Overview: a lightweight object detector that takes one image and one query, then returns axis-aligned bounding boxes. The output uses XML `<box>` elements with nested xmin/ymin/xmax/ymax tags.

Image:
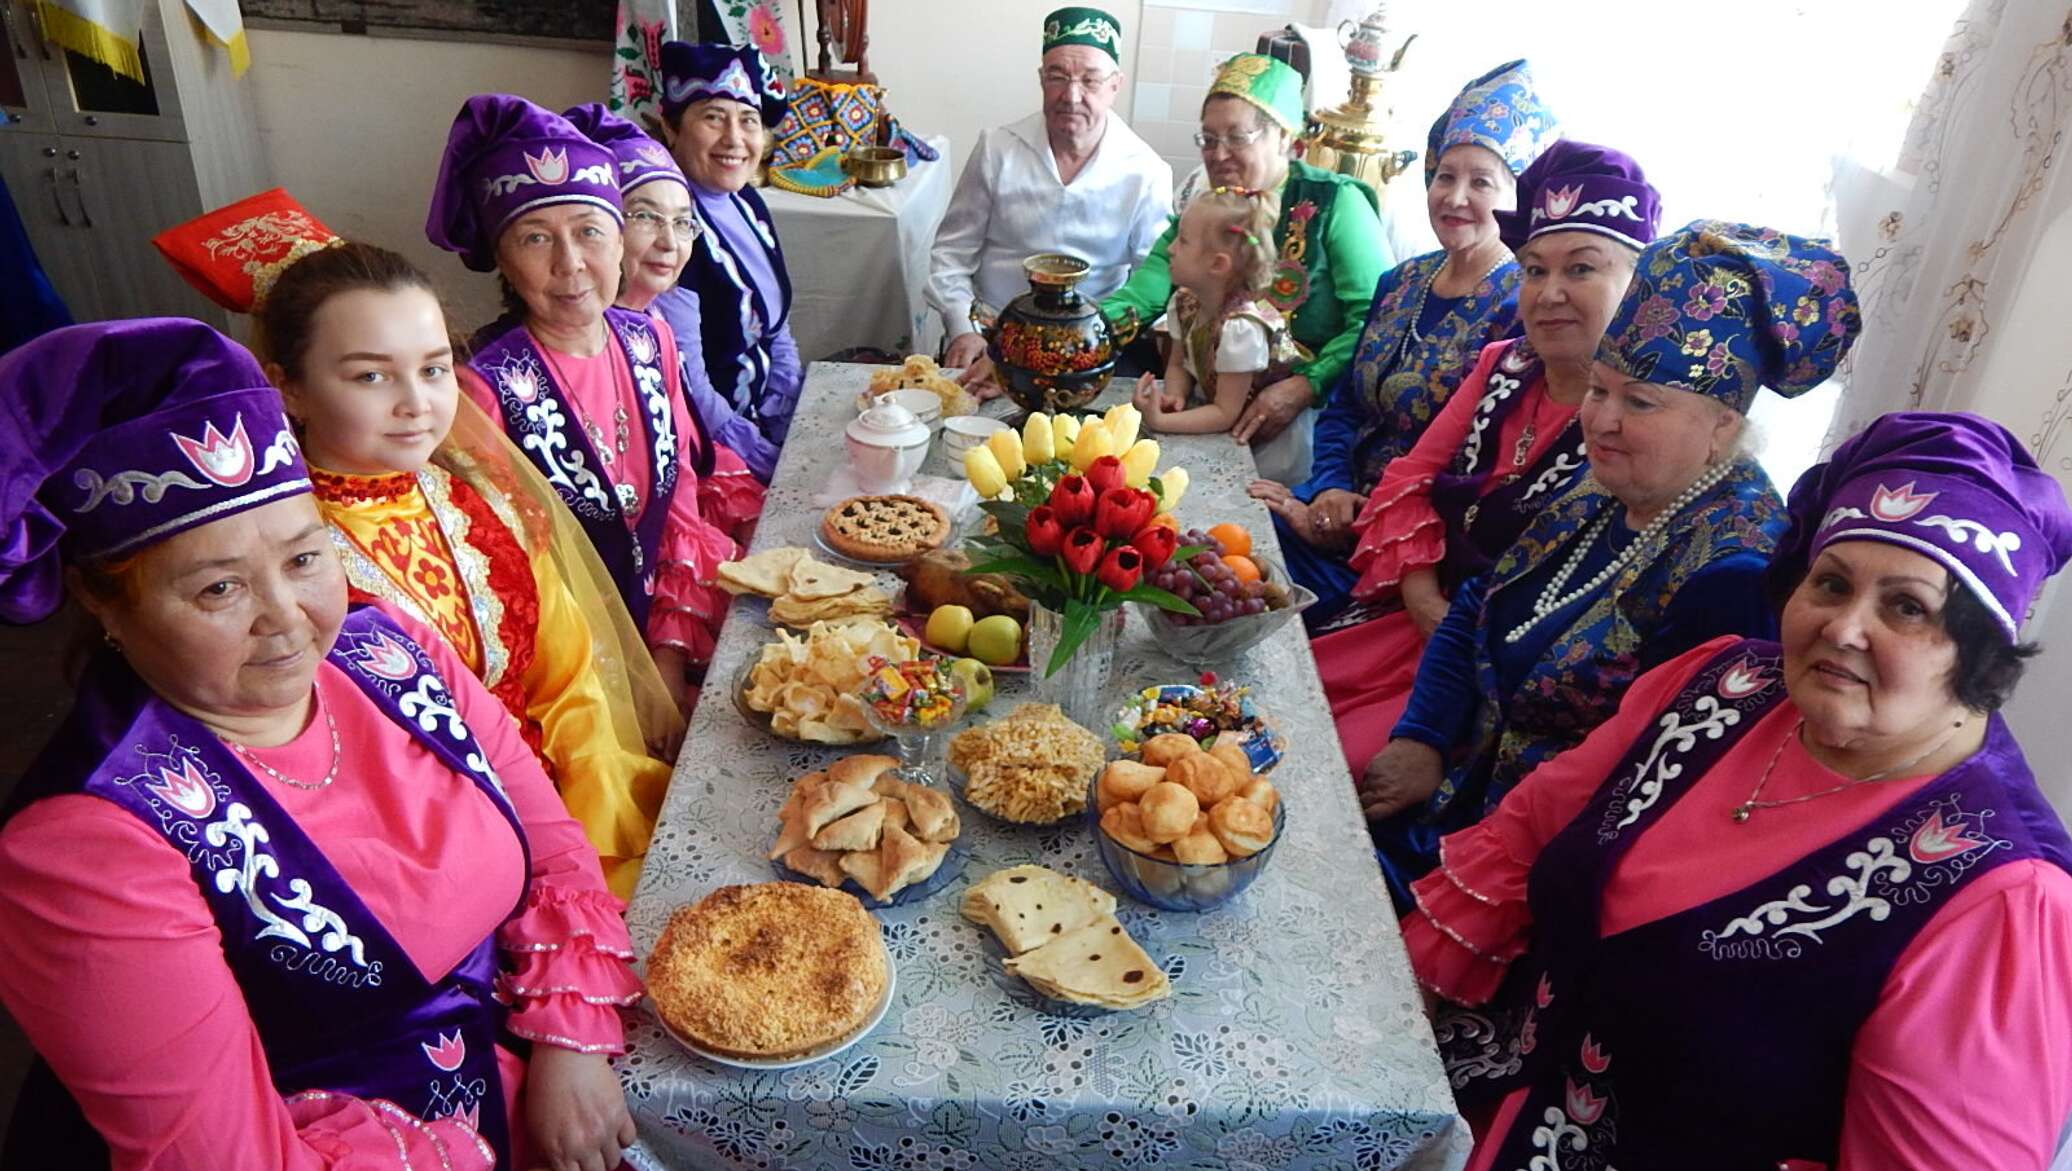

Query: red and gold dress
<box><xmin>311</xmin><ymin>459</ymin><xmax>670</xmax><ymax>898</ymax></box>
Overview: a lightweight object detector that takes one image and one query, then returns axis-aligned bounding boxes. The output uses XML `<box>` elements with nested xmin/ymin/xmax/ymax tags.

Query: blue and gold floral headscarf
<box><xmin>1598</xmin><ymin>220</ymin><xmax>1861</xmax><ymax>411</ymax></box>
<box><xmin>1424</xmin><ymin>59</ymin><xmax>1557</xmax><ymax>183</ymax></box>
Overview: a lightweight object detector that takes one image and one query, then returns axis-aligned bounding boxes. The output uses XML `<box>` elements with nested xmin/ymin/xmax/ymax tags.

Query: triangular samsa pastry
<box><xmin>768</xmin><ymin>805</ymin><xmax>813</xmax><ymax>860</ymax></box>
<box><xmin>800</xmin><ymin>779</ymin><xmax>878</xmax><ymax>837</ymax></box>
<box><xmin>897</xmin><ymin>782</ymin><xmax>959</xmax><ymax>843</ymax></box>
<box><xmin>1004</xmin><ymin>914</ymin><xmax>1169</xmax><ymax>1007</ymax></box>
<box><xmin>782</xmin><ymin>844</ymin><xmax>848</xmax><ymax>887</ymax></box>
<box><xmin>860</xmin><ymin>823</ymin><xmax>948</xmax><ymax>902</ymax></box>
<box><xmin>812</xmin><ymin>800</ymin><xmax>887</xmax><ymax>852</ymax></box>
<box><xmin>831</xmin><ymin>753</ymin><xmax>901</xmax><ymax>791</ymax></box>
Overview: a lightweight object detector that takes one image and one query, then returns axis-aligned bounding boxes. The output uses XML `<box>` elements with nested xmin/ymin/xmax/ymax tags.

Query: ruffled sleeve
<box><xmin>654</xmin><ymin>317</ymin><xmax>763</xmax><ymax>545</ymax></box>
<box><xmin>1400</xmin><ymin>637</ymin><xmax>1743</xmax><ymax>1004</ymax></box>
<box><xmin>415</xmin><ymin>619</ymin><xmax>645</xmax><ymax>1055</ymax></box>
<box><xmin>0</xmin><ymin>798</ymin><xmax>495</xmax><ymax>1171</ymax></box>
<box><xmin>1345</xmin><ymin>341</ymin><xmax>1506</xmax><ymax>600</ymax></box>
<box><xmin>647</xmin><ymin>319</ymin><xmax>745</xmax><ymax>665</ymax></box>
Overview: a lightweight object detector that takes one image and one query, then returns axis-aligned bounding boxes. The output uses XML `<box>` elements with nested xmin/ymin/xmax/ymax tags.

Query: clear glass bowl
<box><xmin>1086</xmin><ymin>777</ymin><xmax>1287</xmax><ymax>912</ymax></box>
<box><xmin>1133</xmin><ymin>555</ymin><xmax>1318</xmax><ymax>667</ymax></box>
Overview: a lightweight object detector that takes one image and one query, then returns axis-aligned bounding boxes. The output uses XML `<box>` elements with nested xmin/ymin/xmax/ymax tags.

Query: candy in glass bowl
<box><xmin>857</xmin><ymin>657</ymin><xmax>968</xmax><ymax>786</ymax></box>
<box><xmin>1111</xmin><ymin>677</ymin><xmax>1283</xmax><ymax>774</ymax></box>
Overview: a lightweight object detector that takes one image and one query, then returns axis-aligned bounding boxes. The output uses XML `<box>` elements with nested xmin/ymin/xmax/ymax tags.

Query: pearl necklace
<box><xmin>1731</xmin><ymin>719</ymin><xmax>1962</xmax><ymax>823</ymax></box>
<box><xmin>227</xmin><ymin>697</ymin><xmax>341</xmax><ymax>792</ymax></box>
<box><xmin>1503</xmin><ymin>460</ymin><xmax>1735</xmax><ymax>645</ymax></box>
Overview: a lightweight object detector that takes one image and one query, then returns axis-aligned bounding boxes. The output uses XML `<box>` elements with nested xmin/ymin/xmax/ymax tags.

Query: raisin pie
<box><xmin>820</xmin><ymin>494</ymin><xmax>952</xmax><ymax>564</ymax></box>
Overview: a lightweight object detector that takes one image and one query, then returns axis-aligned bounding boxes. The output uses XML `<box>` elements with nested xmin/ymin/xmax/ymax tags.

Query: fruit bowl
<box><xmin>1086</xmin><ymin>775</ymin><xmax>1286</xmax><ymax>912</ymax></box>
<box><xmin>1134</xmin><ymin>554</ymin><xmax>1316</xmax><ymax>667</ymax></box>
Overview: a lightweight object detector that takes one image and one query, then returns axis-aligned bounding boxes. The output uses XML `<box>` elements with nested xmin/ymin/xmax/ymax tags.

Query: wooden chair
<box><xmin>801</xmin><ymin>0</ymin><xmax>875</xmax><ymax>85</ymax></box>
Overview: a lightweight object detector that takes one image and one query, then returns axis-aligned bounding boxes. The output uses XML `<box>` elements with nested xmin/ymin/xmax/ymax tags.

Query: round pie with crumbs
<box><xmin>647</xmin><ymin>883</ymin><xmax>889</xmax><ymax>1060</ymax></box>
<box><xmin>821</xmin><ymin>494</ymin><xmax>952</xmax><ymax>564</ymax></box>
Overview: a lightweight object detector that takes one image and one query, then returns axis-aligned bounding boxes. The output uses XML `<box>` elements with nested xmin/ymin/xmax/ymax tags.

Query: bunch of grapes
<box><xmin>1149</xmin><ymin>529</ymin><xmax>1270</xmax><ymax>626</ymax></box>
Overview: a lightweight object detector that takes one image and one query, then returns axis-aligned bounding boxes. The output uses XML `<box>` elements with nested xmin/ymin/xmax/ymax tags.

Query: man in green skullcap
<box><xmin>929</xmin><ymin>7</ymin><xmax>1172</xmax><ymax>384</ymax></box>
<box><xmin>1102</xmin><ymin>52</ymin><xmax>1393</xmax><ymax>485</ymax></box>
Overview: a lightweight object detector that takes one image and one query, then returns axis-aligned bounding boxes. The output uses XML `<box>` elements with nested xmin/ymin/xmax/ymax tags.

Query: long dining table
<box><xmin>617</xmin><ymin>362</ymin><xmax>1469</xmax><ymax>1171</ymax></box>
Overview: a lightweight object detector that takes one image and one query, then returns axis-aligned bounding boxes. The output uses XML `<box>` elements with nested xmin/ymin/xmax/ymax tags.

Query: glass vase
<box><xmin>1027</xmin><ymin>602</ymin><xmax>1127</xmax><ymax>731</ymax></box>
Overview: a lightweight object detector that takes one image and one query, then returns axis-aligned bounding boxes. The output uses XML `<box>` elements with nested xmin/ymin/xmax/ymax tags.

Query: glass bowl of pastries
<box><xmin>1087</xmin><ymin>733</ymin><xmax>1285</xmax><ymax>912</ymax></box>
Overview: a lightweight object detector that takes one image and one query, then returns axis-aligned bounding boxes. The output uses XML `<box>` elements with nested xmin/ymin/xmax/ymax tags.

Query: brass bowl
<box><xmin>842</xmin><ymin>146</ymin><xmax>908</xmax><ymax>188</ymax></box>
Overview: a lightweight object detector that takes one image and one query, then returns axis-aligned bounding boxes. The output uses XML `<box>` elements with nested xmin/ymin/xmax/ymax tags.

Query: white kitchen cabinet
<box><xmin>0</xmin><ymin>0</ymin><xmax>267</xmax><ymax>327</ymax></box>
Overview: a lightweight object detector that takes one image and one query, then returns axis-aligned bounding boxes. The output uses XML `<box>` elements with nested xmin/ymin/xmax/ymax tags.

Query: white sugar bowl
<box><xmin>845</xmin><ymin>395</ymin><xmax>932</xmax><ymax>494</ymax></box>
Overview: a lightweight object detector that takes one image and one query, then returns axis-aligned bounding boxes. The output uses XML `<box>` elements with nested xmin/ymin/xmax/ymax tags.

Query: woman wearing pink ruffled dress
<box><xmin>0</xmin><ymin>320</ymin><xmax>640</xmax><ymax>1171</ymax></box>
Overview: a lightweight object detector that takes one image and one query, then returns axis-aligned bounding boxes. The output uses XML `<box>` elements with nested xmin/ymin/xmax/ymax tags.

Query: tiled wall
<box><xmin>1129</xmin><ymin>0</ymin><xmax>1328</xmax><ymax>180</ymax></box>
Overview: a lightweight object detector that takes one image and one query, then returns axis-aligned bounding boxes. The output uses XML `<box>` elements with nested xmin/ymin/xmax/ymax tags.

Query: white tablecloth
<box><xmin>762</xmin><ymin>136</ymin><xmax>953</xmax><ymax>363</ymax></box>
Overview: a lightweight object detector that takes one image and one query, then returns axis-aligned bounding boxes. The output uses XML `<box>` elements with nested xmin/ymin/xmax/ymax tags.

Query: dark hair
<box><xmin>1770</xmin><ymin>560</ymin><xmax>2039</xmax><ymax>712</ymax></box>
<box><xmin>256</xmin><ymin>242</ymin><xmax>441</xmax><ymax>382</ymax></box>
<box><xmin>1940</xmin><ymin>582</ymin><xmax>2039</xmax><ymax>712</ymax></box>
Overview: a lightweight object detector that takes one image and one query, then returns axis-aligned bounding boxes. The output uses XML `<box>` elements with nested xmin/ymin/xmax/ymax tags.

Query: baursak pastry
<box><xmin>1238</xmin><ymin>776</ymin><xmax>1279</xmax><ymax>814</ymax></box>
<box><xmin>1100</xmin><ymin>803</ymin><xmax>1161</xmax><ymax>855</ymax></box>
<box><xmin>1140</xmin><ymin>733</ymin><xmax>1202</xmax><ymax>767</ymax></box>
<box><xmin>1207</xmin><ymin>794</ymin><xmax>1274</xmax><ymax>857</ymax></box>
<box><xmin>1138</xmin><ymin>781</ymin><xmax>1200</xmax><ymax>844</ymax></box>
<box><xmin>1207</xmin><ymin>740</ymin><xmax>1253</xmax><ymax>780</ymax></box>
<box><xmin>1167</xmin><ymin>752</ymin><xmax>1241</xmax><ymax>806</ymax></box>
<box><xmin>1101</xmin><ymin>759</ymin><xmax>1165</xmax><ymax>801</ymax></box>
<box><xmin>1171</xmin><ymin>829</ymin><xmax>1229</xmax><ymax>865</ymax></box>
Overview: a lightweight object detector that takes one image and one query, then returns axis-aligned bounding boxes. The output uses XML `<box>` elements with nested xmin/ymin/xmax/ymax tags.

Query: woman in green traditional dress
<box><xmin>1100</xmin><ymin>53</ymin><xmax>1391</xmax><ymax>485</ymax></box>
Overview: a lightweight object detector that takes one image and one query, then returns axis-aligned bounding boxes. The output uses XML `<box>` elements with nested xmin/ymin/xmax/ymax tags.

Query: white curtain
<box><xmin>1822</xmin><ymin>0</ymin><xmax>2072</xmax><ymax>823</ymax></box>
<box><xmin>1827</xmin><ymin>0</ymin><xmax>2072</xmax><ymax>463</ymax></box>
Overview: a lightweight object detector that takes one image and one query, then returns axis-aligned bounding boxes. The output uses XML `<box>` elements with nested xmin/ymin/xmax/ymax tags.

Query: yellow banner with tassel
<box><xmin>32</xmin><ymin>0</ymin><xmax>147</xmax><ymax>83</ymax></box>
<box><xmin>182</xmin><ymin>0</ymin><xmax>247</xmax><ymax>76</ymax></box>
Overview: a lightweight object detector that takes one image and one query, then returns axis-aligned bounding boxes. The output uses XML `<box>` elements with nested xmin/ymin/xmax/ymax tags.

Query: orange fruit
<box><xmin>1223</xmin><ymin>554</ymin><xmax>1262</xmax><ymax>585</ymax></box>
<box><xmin>1207</xmin><ymin>522</ymin><xmax>1252</xmax><ymax>558</ymax></box>
<box><xmin>1147</xmin><ymin>512</ymin><xmax>1181</xmax><ymax>533</ymax></box>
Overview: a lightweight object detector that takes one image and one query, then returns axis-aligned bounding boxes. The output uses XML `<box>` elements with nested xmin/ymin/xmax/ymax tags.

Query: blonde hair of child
<box><xmin>1192</xmin><ymin>187</ymin><xmax>1281</xmax><ymax>297</ymax></box>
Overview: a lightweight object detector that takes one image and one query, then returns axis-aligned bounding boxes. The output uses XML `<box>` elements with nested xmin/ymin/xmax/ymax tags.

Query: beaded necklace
<box><xmin>1502</xmin><ymin>459</ymin><xmax>1734</xmax><ymax>645</ymax></box>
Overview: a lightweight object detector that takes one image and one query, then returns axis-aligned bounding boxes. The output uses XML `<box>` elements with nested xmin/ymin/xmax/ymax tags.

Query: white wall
<box><xmin>245</xmin><ymin>27</ymin><xmax>612</xmax><ymax>332</ymax></box>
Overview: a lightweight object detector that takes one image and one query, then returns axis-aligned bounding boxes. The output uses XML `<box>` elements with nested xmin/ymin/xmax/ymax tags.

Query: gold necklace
<box><xmin>226</xmin><ymin>693</ymin><xmax>341</xmax><ymax>792</ymax></box>
<box><xmin>1731</xmin><ymin>719</ymin><xmax>1960</xmax><ymax>824</ymax></box>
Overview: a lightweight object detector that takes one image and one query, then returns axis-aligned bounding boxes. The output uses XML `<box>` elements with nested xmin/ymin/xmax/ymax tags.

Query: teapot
<box><xmin>971</xmin><ymin>253</ymin><xmax>1140</xmax><ymax>416</ymax></box>
<box><xmin>845</xmin><ymin>394</ymin><xmax>932</xmax><ymax>494</ymax></box>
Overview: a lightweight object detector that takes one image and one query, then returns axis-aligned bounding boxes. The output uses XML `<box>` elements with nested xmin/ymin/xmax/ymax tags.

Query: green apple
<box><xmin>949</xmin><ymin>657</ymin><xmax>995</xmax><ymax>711</ymax></box>
<box><xmin>925</xmin><ymin>604</ymin><xmax>975</xmax><ymax>653</ymax></box>
<box><xmin>967</xmin><ymin>614</ymin><xmax>1023</xmax><ymax>666</ymax></box>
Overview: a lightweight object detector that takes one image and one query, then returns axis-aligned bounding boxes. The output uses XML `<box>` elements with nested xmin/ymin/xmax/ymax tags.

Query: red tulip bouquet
<box><xmin>967</xmin><ymin>454</ymin><xmax>1203</xmax><ymax>676</ymax></box>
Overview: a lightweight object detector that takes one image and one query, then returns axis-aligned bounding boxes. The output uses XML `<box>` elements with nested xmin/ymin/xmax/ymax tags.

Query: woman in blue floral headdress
<box><xmin>1357</xmin><ymin>221</ymin><xmax>1863</xmax><ymax>911</ymax></box>
<box><xmin>1249</xmin><ymin>61</ymin><xmax>1557</xmax><ymax>614</ymax></box>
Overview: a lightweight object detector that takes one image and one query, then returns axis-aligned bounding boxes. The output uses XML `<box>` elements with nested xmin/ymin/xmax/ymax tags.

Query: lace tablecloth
<box><xmin>619</xmin><ymin>364</ymin><xmax>1468</xmax><ymax>1171</ymax></box>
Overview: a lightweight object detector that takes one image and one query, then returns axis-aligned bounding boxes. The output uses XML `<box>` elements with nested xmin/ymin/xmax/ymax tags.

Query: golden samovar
<box><xmin>1303</xmin><ymin>3</ymin><xmax>1417</xmax><ymax>201</ymax></box>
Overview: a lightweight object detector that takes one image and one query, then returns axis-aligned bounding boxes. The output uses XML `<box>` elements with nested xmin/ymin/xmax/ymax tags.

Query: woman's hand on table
<box><xmin>1307</xmin><ymin>489</ymin><xmax>1363</xmax><ymax>550</ymax></box>
<box><xmin>1230</xmin><ymin>375</ymin><xmax>1313</xmax><ymax>447</ymax></box>
<box><xmin>525</xmin><ymin>1045</ymin><xmax>636</xmax><ymax>1171</ymax></box>
<box><xmin>1400</xmin><ymin>568</ymin><xmax>1450</xmax><ymax>638</ymax></box>
<box><xmin>1357</xmin><ymin>739</ymin><xmax>1445</xmax><ymax>823</ymax></box>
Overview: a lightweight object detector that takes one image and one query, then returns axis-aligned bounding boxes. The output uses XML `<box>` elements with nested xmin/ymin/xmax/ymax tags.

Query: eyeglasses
<box><xmin>1038</xmin><ymin>68</ymin><xmax>1119</xmax><ymax>91</ymax></box>
<box><xmin>625</xmin><ymin>209</ymin><xmax>700</xmax><ymax>241</ymax></box>
<box><xmin>1193</xmin><ymin>127</ymin><xmax>1268</xmax><ymax>151</ymax></box>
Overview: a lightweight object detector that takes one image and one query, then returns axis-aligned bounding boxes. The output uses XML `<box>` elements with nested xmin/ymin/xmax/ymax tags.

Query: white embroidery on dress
<box><xmin>1462</xmin><ymin>372</ymin><xmax>1521</xmax><ymax>471</ymax></box>
<box><xmin>1601</xmin><ymin>696</ymin><xmax>1744</xmax><ymax>840</ymax></box>
<box><xmin>204</xmin><ymin>802</ymin><xmax>371</xmax><ymax>969</ymax></box>
<box><xmin>1708</xmin><ymin>837</ymin><xmax>1907</xmax><ymax>950</ymax></box>
<box><xmin>1519</xmin><ymin>442</ymin><xmax>1587</xmax><ymax>506</ymax></box>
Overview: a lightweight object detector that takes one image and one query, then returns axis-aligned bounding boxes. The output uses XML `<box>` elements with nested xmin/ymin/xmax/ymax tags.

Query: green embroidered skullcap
<box><xmin>1208</xmin><ymin>53</ymin><xmax>1304</xmax><ymax>135</ymax></box>
<box><xmin>1042</xmin><ymin>7</ymin><xmax>1123</xmax><ymax>63</ymax></box>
